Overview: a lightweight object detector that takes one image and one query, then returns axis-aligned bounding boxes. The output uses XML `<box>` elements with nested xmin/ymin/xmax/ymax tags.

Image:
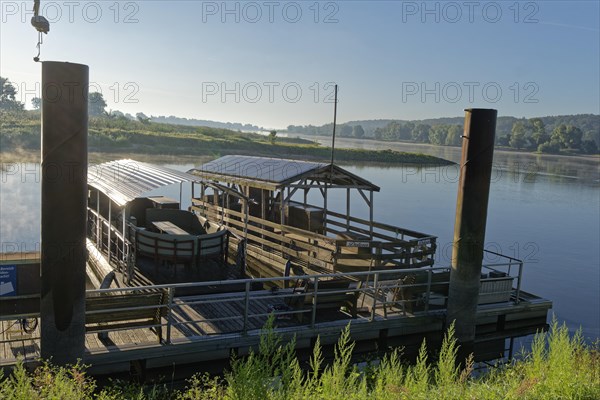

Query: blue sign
<box><xmin>0</xmin><ymin>265</ymin><xmax>17</xmax><ymax>297</ymax></box>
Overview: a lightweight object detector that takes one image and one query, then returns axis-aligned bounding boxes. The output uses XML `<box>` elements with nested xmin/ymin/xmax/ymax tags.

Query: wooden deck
<box><xmin>0</xmin><ymin>250</ymin><xmax>552</xmax><ymax>376</ymax></box>
<box><xmin>1</xmin><ymin>288</ymin><xmax>552</xmax><ymax>375</ymax></box>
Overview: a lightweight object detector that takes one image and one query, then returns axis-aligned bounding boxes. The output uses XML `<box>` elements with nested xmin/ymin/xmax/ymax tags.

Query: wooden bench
<box><xmin>289</xmin><ymin>279</ymin><xmax>360</xmax><ymax>322</ymax></box>
<box><xmin>85</xmin><ymin>290</ymin><xmax>168</xmax><ymax>343</ymax></box>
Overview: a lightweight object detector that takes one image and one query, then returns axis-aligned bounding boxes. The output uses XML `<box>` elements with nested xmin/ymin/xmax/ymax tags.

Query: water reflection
<box><xmin>308</xmin><ymin>136</ymin><xmax>600</xmax><ymax>184</ymax></box>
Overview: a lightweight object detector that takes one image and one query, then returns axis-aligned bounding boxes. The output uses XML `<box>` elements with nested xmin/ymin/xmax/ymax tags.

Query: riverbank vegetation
<box><xmin>0</xmin><ymin>110</ymin><xmax>450</xmax><ymax>166</ymax></box>
<box><xmin>1</xmin><ymin>319</ymin><xmax>598</xmax><ymax>399</ymax></box>
<box><xmin>289</xmin><ymin>114</ymin><xmax>600</xmax><ymax>156</ymax></box>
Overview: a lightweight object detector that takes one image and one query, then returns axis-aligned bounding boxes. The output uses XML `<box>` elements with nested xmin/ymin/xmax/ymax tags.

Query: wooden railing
<box><xmin>190</xmin><ymin>199</ymin><xmax>436</xmax><ymax>278</ymax></box>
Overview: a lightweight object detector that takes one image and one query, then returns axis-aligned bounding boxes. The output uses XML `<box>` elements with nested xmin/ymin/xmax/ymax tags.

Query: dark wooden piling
<box><xmin>40</xmin><ymin>61</ymin><xmax>89</xmax><ymax>364</ymax></box>
<box><xmin>446</xmin><ymin>108</ymin><xmax>497</xmax><ymax>351</ymax></box>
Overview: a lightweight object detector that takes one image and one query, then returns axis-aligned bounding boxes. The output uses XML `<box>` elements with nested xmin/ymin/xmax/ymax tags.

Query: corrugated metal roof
<box><xmin>188</xmin><ymin>155</ymin><xmax>379</xmax><ymax>191</ymax></box>
<box><xmin>193</xmin><ymin>155</ymin><xmax>326</xmax><ymax>184</ymax></box>
<box><xmin>88</xmin><ymin>159</ymin><xmax>196</xmax><ymax>207</ymax></box>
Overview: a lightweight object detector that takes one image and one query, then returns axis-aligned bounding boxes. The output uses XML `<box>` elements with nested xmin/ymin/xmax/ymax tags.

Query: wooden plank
<box><xmin>192</xmin><ymin>203</ymin><xmax>337</xmax><ymax>249</ymax></box>
<box><xmin>152</xmin><ymin>221</ymin><xmax>190</xmax><ymax>235</ymax></box>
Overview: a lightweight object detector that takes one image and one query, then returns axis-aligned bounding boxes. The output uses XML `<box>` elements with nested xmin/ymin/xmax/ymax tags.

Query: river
<box><xmin>1</xmin><ymin>147</ymin><xmax>598</xmax><ymax>341</ymax></box>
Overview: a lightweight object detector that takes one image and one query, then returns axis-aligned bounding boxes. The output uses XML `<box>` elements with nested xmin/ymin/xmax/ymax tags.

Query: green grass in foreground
<box><xmin>1</xmin><ymin>318</ymin><xmax>598</xmax><ymax>399</ymax></box>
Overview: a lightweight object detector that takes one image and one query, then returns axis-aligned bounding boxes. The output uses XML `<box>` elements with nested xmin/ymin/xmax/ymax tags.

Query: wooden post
<box><xmin>40</xmin><ymin>61</ymin><xmax>88</xmax><ymax>365</ymax></box>
<box><xmin>446</xmin><ymin>108</ymin><xmax>497</xmax><ymax>349</ymax></box>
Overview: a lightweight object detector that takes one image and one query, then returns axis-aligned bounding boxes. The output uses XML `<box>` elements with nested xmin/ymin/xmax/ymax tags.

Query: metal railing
<box><xmin>0</xmin><ymin>252</ymin><xmax>525</xmax><ymax>356</ymax></box>
<box><xmin>87</xmin><ymin>208</ymin><xmax>135</xmax><ymax>280</ymax></box>
<box><xmin>81</xmin><ymin>266</ymin><xmax>451</xmax><ymax>346</ymax></box>
<box><xmin>481</xmin><ymin>249</ymin><xmax>524</xmax><ymax>304</ymax></box>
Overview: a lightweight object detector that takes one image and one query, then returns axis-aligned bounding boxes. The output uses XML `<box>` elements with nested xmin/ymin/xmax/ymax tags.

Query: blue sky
<box><xmin>1</xmin><ymin>1</ymin><xmax>599</xmax><ymax>128</ymax></box>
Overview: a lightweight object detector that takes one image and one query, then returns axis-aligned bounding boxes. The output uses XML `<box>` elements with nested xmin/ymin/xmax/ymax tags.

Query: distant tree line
<box><xmin>2</xmin><ymin>76</ymin><xmax>597</xmax><ymax>155</ymax></box>
<box><xmin>151</xmin><ymin>116</ymin><xmax>262</xmax><ymax>132</ymax></box>
<box><xmin>288</xmin><ymin>114</ymin><xmax>600</xmax><ymax>155</ymax></box>
<box><xmin>0</xmin><ymin>75</ymin><xmax>262</xmax><ymax>132</ymax></box>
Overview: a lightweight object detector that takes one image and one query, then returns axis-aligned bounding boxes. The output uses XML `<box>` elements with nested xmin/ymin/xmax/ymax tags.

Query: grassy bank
<box><xmin>0</xmin><ymin>111</ymin><xmax>452</xmax><ymax>165</ymax></box>
<box><xmin>1</xmin><ymin>319</ymin><xmax>598</xmax><ymax>399</ymax></box>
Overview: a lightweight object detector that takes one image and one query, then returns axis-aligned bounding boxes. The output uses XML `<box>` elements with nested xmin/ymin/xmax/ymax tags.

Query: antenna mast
<box><xmin>330</xmin><ymin>84</ymin><xmax>338</xmax><ymax>165</ymax></box>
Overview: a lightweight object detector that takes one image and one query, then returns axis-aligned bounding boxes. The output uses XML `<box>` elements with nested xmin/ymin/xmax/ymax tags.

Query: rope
<box><xmin>0</xmin><ymin>320</ymin><xmax>18</xmax><ymax>335</ymax></box>
<box><xmin>21</xmin><ymin>318</ymin><xmax>38</xmax><ymax>334</ymax></box>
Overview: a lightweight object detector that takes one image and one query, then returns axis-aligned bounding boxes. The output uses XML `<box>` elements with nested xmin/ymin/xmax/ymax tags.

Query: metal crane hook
<box><xmin>34</xmin><ymin>32</ymin><xmax>42</xmax><ymax>62</ymax></box>
<box><xmin>31</xmin><ymin>1</ymin><xmax>49</xmax><ymax>62</ymax></box>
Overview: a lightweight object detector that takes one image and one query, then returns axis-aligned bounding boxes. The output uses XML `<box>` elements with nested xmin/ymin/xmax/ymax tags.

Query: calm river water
<box><xmin>1</xmin><ymin>147</ymin><xmax>598</xmax><ymax>341</ymax></box>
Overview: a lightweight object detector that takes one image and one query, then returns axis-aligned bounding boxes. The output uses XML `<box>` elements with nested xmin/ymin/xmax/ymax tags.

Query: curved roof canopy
<box><xmin>88</xmin><ymin>159</ymin><xmax>197</xmax><ymax>207</ymax></box>
<box><xmin>187</xmin><ymin>155</ymin><xmax>380</xmax><ymax>191</ymax></box>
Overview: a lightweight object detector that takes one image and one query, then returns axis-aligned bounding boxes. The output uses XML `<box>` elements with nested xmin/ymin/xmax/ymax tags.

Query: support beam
<box><xmin>369</xmin><ymin>190</ymin><xmax>374</xmax><ymax>239</ymax></box>
<box><xmin>446</xmin><ymin>108</ymin><xmax>497</xmax><ymax>349</ymax></box>
<box><xmin>95</xmin><ymin>190</ymin><xmax>100</xmax><ymax>246</ymax></box>
<box><xmin>346</xmin><ymin>188</ymin><xmax>351</xmax><ymax>230</ymax></box>
<box><xmin>40</xmin><ymin>61</ymin><xmax>89</xmax><ymax>365</ymax></box>
<box><xmin>107</xmin><ymin>200</ymin><xmax>112</xmax><ymax>261</ymax></box>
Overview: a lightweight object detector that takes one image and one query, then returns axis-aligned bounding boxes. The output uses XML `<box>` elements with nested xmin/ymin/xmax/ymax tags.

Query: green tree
<box><xmin>399</xmin><ymin>122</ymin><xmax>414</xmax><ymax>140</ymax></box>
<box><xmin>0</xmin><ymin>77</ymin><xmax>24</xmax><ymax>111</ymax></box>
<box><xmin>509</xmin><ymin>121</ymin><xmax>527</xmax><ymax>149</ymax></box>
<box><xmin>352</xmin><ymin>125</ymin><xmax>365</xmax><ymax>139</ymax></box>
<box><xmin>88</xmin><ymin>92</ymin><xmax>107</xmax><ymax>116</ymax></box>
<box><xmin>269</xmin><ymin>130</ymin><xmax>277</xmax><ymax>144</ymax></box>
<box><xmin>429</xmin><ymin>125</ymin><xmax>449</xmax><ymax>145</ymax></box>
<box><xmin>382</xmin><ymin>121</ymin><xmax>401</xmax><ymax>140</ymax></box>
<box><xmin>445</xmin><ymin>125</ymin><xmax>462</xmax><ymax>146</ymax></box>
<box><xmin>581</xmin><ymin>140</ymin><xmax>598</xmax><ymax>154</ymax></box>
<box><xmin>136</xmin><ymin>112</ymin><xmax>150</xmax><ymax>124</ymax></box>
<box><xmin>411</xmin><ymin>124</ymin><xmax>430</xmax><ymax>142</ymax></box>
<box><xmin>340</xmin><ymin>125</ymin><xmax>353</xmax><ymax>137</ymax></box>
<box><xmin>538</xmin><ymin>141</ymin><xmax>560</xmax><ymax>154</ymax></box>
<box><xmin>373</xmin><ymin>127</ymin><xmax>383</xmax><ymax>140</ymax></box>
<box><xmin>551</xmin><ymin>124</ymin><xmax>583</xmax><ymax>149</ymax></box>
<box><xmin>31</xmin><ymin>97</ymin><xmax>41</xmax><ymax>110</ymax></box>
<box><xmin>530</xmin><ymin>117</ymin><xmax>548</xmax><ymax>147</ymax></box>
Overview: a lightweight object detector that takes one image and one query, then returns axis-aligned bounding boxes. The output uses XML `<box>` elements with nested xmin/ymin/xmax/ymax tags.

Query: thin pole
<box><xmin>325</xmin><ymin>84</ymin><xmax>338</xmax><ymax>233</ymax></box>
<box><xmin>330</xmin><ymin>84</ymin><xmax>338</xmax><ymax>165</ymax></box>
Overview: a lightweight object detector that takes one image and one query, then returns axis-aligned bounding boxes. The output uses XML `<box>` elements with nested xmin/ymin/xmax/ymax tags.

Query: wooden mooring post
<box><xmin>40</xmin><ymin>61</ymin><xmax>89</xmax><ymax>364</ymax></box>
<box><xmin>446</xmin><ymin>108</ymin><xmax>497</xmax><ymax>353</ymax></box>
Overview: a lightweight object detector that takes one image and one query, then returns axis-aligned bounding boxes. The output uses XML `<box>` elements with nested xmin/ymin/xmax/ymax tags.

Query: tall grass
<box><xmin>1</xmin><ymin>318</ymin><xmax>598</xmax><ymax>399</ymax></box>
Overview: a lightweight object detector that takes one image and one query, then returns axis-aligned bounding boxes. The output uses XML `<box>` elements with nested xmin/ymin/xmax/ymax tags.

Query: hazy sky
<box><xmin>1</xmin><ymin>1</ymin><xmax>598</xmax><ymax>128</ymax></box>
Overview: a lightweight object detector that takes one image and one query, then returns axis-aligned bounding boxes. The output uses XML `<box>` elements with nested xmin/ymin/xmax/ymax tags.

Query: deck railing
<box><xmin>190</xmin><ymin>199</ymin><xmax>436</xmax><ymax>277</ymax></box>
<box><xmin>481</xmin><ymin>249</ymin><xmax>524</xmax><ymax>304</ymax></box>
<box><xmin>0</xmin><ymin>252</ymin><xmax>525</xmax><ymax>360</ymax></box>
<box><xmin>87</xmin><ymin>208</ymin><xmax>134</xmax><ymax>281</ymax></box>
